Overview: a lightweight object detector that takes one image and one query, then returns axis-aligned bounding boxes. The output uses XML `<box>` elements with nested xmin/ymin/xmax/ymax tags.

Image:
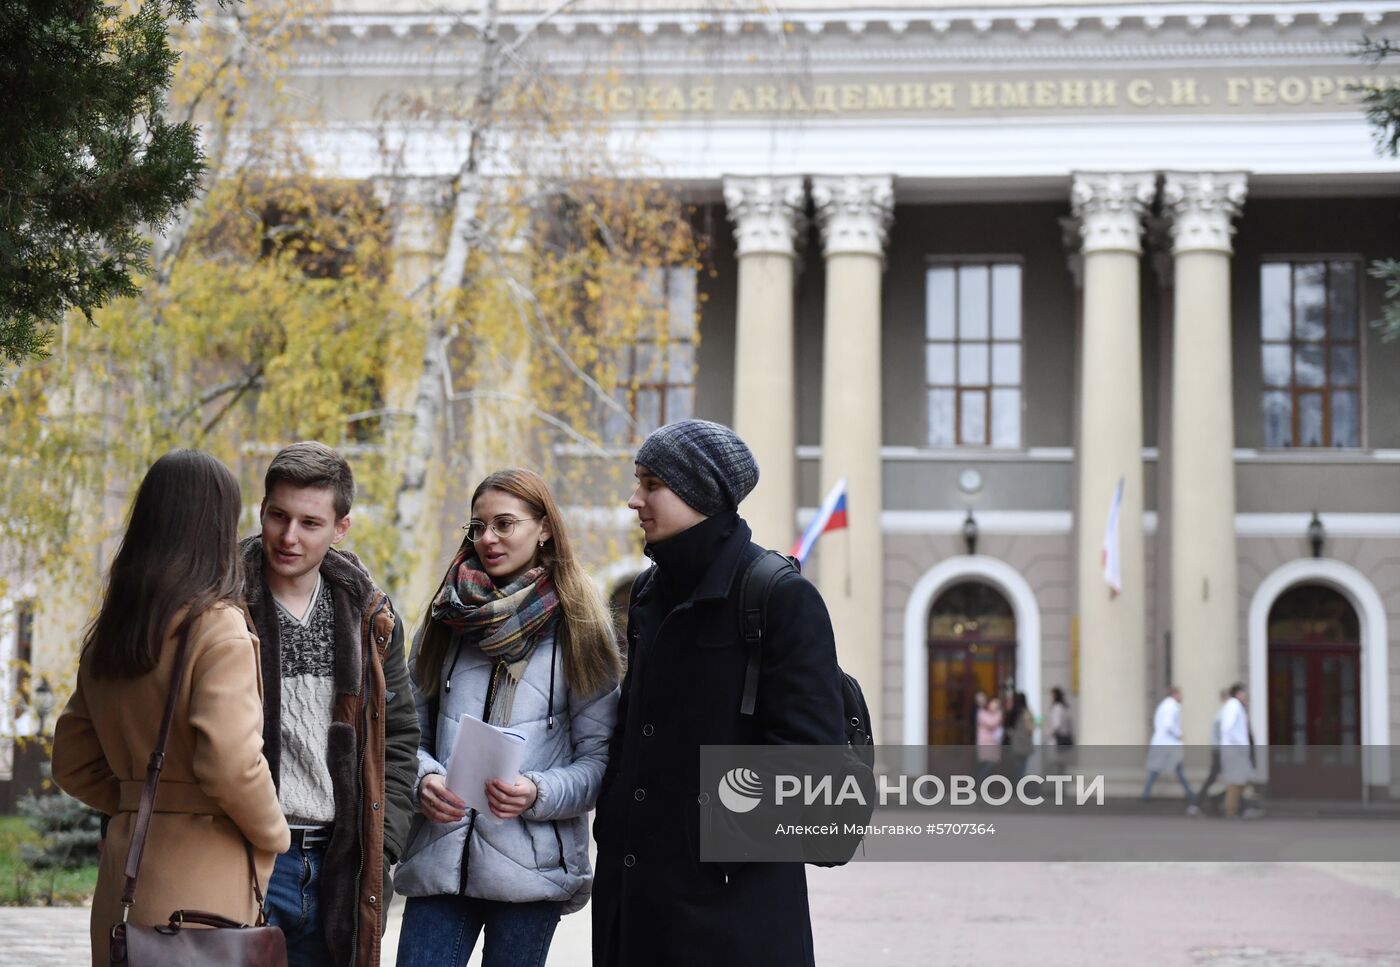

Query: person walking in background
<box><xmin>1219</xmin><ymin>684</ymin><xmax>1254</xmax><ymax>819</ymax></box>
<box><xmin>1197</xmin><ymin>688</ymin><xmax>1229</xmax><ymax>812</ymax></box>
<box><xmin>243</xmin><ymin>442</ymin><xmax>420</xmax><ymax>967</ymax></box>
<box><xmin>52</xmin><ymin>450</ymin><xmax>290</xmax><ymax>967</ymax></box>
<box><xmin>1143</xmin><ymin>686</ymin><xmax>1201</xmax><ymax>815</ymax></box>
<box><xmin>395</xmin><ymin>468</ymin><xmax>622</xmax><ymax>967</ymax></box>
<box><xmin>1008</xmin><ymin>691</ymin><xmax>1035</xmax><ymax>779</ymax></box>
<box><xmin>976</xmin><ymin>696</ymin><xmax>1004</xmax><ymax>778</ymax></box>
<box><xmin>1047</xmin><ymin>687</ymin><xmax>1073</xmax><ymax>746</ymax></box>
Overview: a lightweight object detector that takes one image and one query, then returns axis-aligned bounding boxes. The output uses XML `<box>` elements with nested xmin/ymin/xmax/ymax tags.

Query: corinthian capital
<box><xmin>1069</xmin><ymin>172</ymin><xmax>1156</xmax><ymax>255</ymax></box>
<box><xmin>723</xmin><ymin>176</ymin><xmax>807</xmax><ymax>258</ymax></box>
<box><xmin>812</xmin><ymin>175</ymin><xmax>894</xmax><ymax>258</ymax></box>
<box><xmin>1163</xmin><ymin>172</ymin><xmax>1248</xmax><ymax>255</ymax></box>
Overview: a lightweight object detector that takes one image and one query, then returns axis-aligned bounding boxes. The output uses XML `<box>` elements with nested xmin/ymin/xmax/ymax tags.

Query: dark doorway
<box><xmin>1266</xmin><ymin>583</ymin><xmax>1362</xmax><ymax>800</ymax></box>
<box><xmin>927</xmin><ymin>581</ymin><xmax>1016</xmax><ymax>746</ymax></box>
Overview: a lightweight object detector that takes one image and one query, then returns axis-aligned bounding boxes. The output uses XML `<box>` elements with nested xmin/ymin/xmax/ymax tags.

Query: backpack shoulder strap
<box><xmin>739</xmin><ymin>550</ymin><xmax>799</xmax><ymax>717</ymax></box>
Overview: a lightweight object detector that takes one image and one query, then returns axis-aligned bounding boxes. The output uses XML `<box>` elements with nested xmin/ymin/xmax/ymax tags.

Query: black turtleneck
<box><xmin>645</xmin><ymin>510</ymin><xmax>739</xmax><ymax>607</ymax></box>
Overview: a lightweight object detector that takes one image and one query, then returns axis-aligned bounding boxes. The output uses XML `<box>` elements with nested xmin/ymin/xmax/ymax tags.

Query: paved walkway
<box><xmin>6</xmin><ymin>862</ymin><xmax>1399</xmax><ymax>966</ymax></box>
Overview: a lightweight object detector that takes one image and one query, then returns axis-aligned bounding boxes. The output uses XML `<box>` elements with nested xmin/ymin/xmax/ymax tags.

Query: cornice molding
<box><xmin>313</xmin><ymin>3</ymin><xmax>1397</xmax><ymax>40</ymax></box>
<box><xmin>288</xmin><ymin>39</ymin><xmax>1376</xmax><ymax>73</ymax></box>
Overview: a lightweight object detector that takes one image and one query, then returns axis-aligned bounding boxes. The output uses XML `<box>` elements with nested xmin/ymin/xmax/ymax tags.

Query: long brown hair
<box><xmin>414</xmin><ymin>468</ymin><xmax>622</xmax><ymax>699</ymax></box>
<box><xmin>83</xmin><ymin>450</ymin><xmax>245</xmax><ymax>679</ymax></box>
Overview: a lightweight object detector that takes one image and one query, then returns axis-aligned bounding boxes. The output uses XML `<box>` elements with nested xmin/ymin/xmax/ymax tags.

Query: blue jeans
<box><xmin>397</xmin><ymin>895</ymin><xmax>563</xmax><ymax>967</ymax></box>
<box><xmin>1143</xmin><ymin>763</ymin><xmax>1197</xmax><ymax>803</ymax></box>
<box><xmin>264</xmin><ymin>843</ymin><xmax>335</xmax><ymax>967</ymax></box>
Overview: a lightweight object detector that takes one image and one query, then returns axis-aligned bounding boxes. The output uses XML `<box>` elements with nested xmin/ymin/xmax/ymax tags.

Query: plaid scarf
<box><xmin>431</xmin><ymin>552</ymin><xmax>559</xmax><ymax>725</ymax></box>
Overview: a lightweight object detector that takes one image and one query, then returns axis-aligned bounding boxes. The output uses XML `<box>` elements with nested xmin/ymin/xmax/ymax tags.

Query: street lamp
<box><xmin>962</xmin><ymin>509</ymin><xmax>979</xmax><ymax>557</ymax></box>
<box><xmin>33</xmin><ymin>677</ymin><xmax>54</xmax><ymax>737</ymax></box>
<box><xmin>1307</xmin><ymin>511</ymin><xmax>1325</xmax><ymax>559</ymax></box>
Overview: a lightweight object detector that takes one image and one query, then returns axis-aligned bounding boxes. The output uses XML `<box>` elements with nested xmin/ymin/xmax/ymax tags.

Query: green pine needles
<box><xmin>0</xmin><ymin>0</ymin><xmax>205</xmax><ymax>375</ymax></box>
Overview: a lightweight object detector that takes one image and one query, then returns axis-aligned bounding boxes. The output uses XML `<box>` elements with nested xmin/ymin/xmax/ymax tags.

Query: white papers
<box><xmin>444</xmin><ymin>713</ymin><xmax>527</xmax><ymax>815</ymax></box>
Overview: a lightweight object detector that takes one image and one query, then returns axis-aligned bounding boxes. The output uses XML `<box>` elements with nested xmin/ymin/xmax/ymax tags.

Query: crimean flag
<box><xmin>1102</xmin><ymin>476</ymin><xmax>1125</xmax><ymax>596</ymax></box>
<box><xmin>792</xmin><ymin>478</ymin><xmax>849</xmax><ymax>566</ymax></box>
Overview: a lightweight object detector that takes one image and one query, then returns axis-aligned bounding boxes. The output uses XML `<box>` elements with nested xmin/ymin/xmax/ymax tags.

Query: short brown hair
<box><xmin>264</xmin><ymin>441</ymin><xmax>354</xmax><ymax>519</ymax></box>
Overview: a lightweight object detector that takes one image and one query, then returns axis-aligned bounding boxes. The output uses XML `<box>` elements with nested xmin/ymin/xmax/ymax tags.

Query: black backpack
<box><xmin>737</xmin><ymin>551</ymin><xmax>876</xmax><ymax>866</ymax></box>
<box><xmin>738</xmin><ymin>550</ymin><xmax>875</xmax><ymax>752</ymax></box>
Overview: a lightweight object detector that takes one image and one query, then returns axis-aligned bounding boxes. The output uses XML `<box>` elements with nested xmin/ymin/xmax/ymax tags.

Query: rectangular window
<box><xmin>1260</xmin><ymin>259</ymin><xmax>1362</xmax><ymax>448</ymax></box>
<box><xmin>604</xmin><ymin>266</ymin><xmax>698</xmax><ymax>444</ymax></box>
<box><xmin>14</xmin><ymin>601</ymin><xmax>33</xmax><ymax>708</ymax></box>
<box><xmin>926</xmin><ymin>261</ymin><xmax>1023</xmax><ymax>448</ymax></box>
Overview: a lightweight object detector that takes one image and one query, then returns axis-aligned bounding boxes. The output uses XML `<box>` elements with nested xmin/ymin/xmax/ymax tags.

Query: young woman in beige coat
<box><xmin>52</xmin><ymin>449</ymin><xmax>290</xmax><ymax>967</ymax></box>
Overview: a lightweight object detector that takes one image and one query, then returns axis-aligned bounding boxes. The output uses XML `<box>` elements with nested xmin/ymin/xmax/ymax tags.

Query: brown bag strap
<box><xmin>119</xmin><ymin>622</ymin><xmax>270</xmax><ymax>924</ymax></box>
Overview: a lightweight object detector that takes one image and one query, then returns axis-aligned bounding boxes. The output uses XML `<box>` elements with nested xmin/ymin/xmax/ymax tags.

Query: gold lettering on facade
<box><xmin>867</xmin><ymin>84</ymin><xmax>898</xmax><ymax>111</ymax></box>
<box><xmin>1170</xmin><ymin>78</ymin><xmax>1200</xmax><ymax>106</ymax></box>
<box><xmin>929</xmin><ymin>83</ymin><xmax>955</xmax><ymax>109</ymax></box>
<box><xmin>1278</xmin><ymin>76</ymin><xmax>1308</xmax><ymax>105</ymax></box>
<box><xmin>1061</xmin><ymin>80</ymin><xmax>1088</xmax><ymax>107</ymax></box>
<box><xmin>1090</xmin><ymin>80</ymin><xmax>1117</xmax><ymax>107</ymax></box>
<box><xmin>563</xmin><ymin>70</ymin><xmax>1400</xmax><ymax>118</ymax></box>
<box><xmin>1127</xmin><ymin>78</ymin><xmax>1154</xmax><ymax>107</ymax></box>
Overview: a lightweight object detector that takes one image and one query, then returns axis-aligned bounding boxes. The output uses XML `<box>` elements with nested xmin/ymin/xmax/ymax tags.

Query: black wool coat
<box><xmin>592</xmin><ymin>517</ymin><xmax>846</xmax><ymax>967</ymax></box>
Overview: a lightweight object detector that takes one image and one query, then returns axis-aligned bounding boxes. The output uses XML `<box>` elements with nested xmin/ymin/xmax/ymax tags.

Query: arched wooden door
<box><xmin>1267</xmin><ymin>583</ymin><xmax>1362</xmax><ymax>799</ymax></box>
<box><xmin>927</xmin><ymin>581</ymin><xmax>1016</xmax><ymax>746</ymax></box>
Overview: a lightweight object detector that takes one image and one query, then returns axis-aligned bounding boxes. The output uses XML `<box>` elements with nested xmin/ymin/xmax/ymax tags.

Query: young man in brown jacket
<box><xmin>242</xmin><ymin>442</ymin><xmax>420</xmax><ymax>967</ymax></box>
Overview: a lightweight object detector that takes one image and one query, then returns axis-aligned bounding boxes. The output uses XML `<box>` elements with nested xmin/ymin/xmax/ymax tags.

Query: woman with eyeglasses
<box><xmin>393</xmin><ymin>468</ymin><xmax>622</xmax><ymax>967</ymax></box>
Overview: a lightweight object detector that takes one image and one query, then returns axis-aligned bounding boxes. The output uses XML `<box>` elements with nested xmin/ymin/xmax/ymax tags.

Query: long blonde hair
<box><xmin>414</xmin><ymin>468</ymin><xmax>622</xmax><ymax>699</ymax></box>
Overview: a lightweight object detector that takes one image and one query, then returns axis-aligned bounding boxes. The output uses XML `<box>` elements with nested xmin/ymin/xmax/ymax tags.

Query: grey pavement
<box><xmin>5</xmin><ymin>861</ymin><xmax>1399</xmax><ymax>966</ymax></box>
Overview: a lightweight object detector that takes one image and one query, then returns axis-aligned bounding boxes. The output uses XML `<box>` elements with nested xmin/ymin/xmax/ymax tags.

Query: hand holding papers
<box><xmin>445</xmin><ymin>713</ymin><xmax>527</xmax><ymax>817</ymax></box>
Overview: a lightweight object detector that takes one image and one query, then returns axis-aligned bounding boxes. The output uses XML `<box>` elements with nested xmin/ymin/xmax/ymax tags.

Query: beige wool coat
<box><xmin>52</xmin><ymin>603</ymin><xmax>291</xmax><ymax>967</ymax></box>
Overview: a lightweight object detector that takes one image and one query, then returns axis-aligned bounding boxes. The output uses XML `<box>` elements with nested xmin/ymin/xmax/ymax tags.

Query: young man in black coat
<box><xmin>592</xmin><ymin>420</ymin><xmax>847</xmax><ymax>967</ymax></box>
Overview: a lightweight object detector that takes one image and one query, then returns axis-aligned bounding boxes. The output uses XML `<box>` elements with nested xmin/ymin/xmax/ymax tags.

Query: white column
<box><xmin>723</xmin><ymin>176</ymin><xmax>806</xmax><ymax>552</ymax></box>
<box><xmin>1164</xmin><ymin>171</ymin><xmax>1247</xmax><ymax>745</ymax></box>
<box><xmin>1070</xmin><ymin>172</ymin><xmax>1155</xmax><ymax>744</ymax></box>
<box><xmin>812</xmin><ymin>175</ymin><xmax>893</xmax><ymax>736</ymax></box>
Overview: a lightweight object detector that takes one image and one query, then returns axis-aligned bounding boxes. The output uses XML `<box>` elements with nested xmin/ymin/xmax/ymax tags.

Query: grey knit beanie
<box><xmin>634</xmin><ymin>419</ymin><xmax>759</xmax><ymax>517</ymax></box>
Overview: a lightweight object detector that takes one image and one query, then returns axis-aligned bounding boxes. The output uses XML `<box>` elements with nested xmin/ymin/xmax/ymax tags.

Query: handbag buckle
<box><xmin>121</xmin><ymin>902</ymin><xmax>131</xmax><ymax>924</ymax></box>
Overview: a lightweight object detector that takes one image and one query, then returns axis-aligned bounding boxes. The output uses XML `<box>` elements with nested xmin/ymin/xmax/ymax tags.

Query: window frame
<box><xmin>923</xmin><ymin>255</ymin><xmax>1026</xmax><ymax>451</ymax></box>
<box><xmin>1258</xmin><ymin>254</ymin><xmax>1366</xmax><ymax>450</ymax></box>
<box><xmin>14</xmin><ymin>600</ymin><xmax>34</xmax><ymax>710</ymax></box>
<box><xmin>609</xmin><ymin>265</ymin><xmax>698</xmax><ymax>444</ymax></box>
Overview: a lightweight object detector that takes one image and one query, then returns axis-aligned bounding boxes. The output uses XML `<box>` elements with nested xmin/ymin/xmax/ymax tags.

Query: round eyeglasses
<box><xmin>464</xmin><ymin>516</ymin><xmax>542</xmax><ymax>542</ymax></box>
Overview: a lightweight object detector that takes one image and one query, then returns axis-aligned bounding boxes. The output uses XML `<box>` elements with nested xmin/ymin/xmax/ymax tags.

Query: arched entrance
<box><xmin>902</xmin><ymin>556</ymin><xmax>1041</xmax><ymax>745</ymax></box>
<box><xmin>1267</xmin><ymin>583</ymin><xmax>1362</xmax><ymax>798</ymax></box>
<box><xmin>1248</xmin><ymin>557</ymin><xmax>1390</xmax><ymax>794</ymax></box>
<box><xmin>926</xmin><ymin>582</ymin><xmax>1016</xmax><ymax>745</ymax></box>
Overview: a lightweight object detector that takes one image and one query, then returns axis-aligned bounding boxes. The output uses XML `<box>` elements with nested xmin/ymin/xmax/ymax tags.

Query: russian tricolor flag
<box><xmin>792</xmin><ymin>478</ymin><xmax>849</xmax><ymax>566</ymax></box>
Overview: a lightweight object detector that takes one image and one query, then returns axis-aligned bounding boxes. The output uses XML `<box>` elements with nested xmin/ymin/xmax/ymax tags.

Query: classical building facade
<box><xmin>6</xmin><ymin>0</ymin><xmax>1399</xmax><ymax>796</ymax></box>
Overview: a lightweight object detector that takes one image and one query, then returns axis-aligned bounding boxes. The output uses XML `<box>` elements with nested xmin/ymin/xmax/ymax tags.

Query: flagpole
<box><xmin>844</xmin><ymin>522</ymin><xmax>852</xmax><ymax>598</ymax></box>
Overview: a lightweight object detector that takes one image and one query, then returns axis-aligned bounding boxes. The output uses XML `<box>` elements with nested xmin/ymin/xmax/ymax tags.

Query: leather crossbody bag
<box><xmin>109</xmin><ymin>625</ymin><xmax>288</xmax><ymax>967</ymax></box>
